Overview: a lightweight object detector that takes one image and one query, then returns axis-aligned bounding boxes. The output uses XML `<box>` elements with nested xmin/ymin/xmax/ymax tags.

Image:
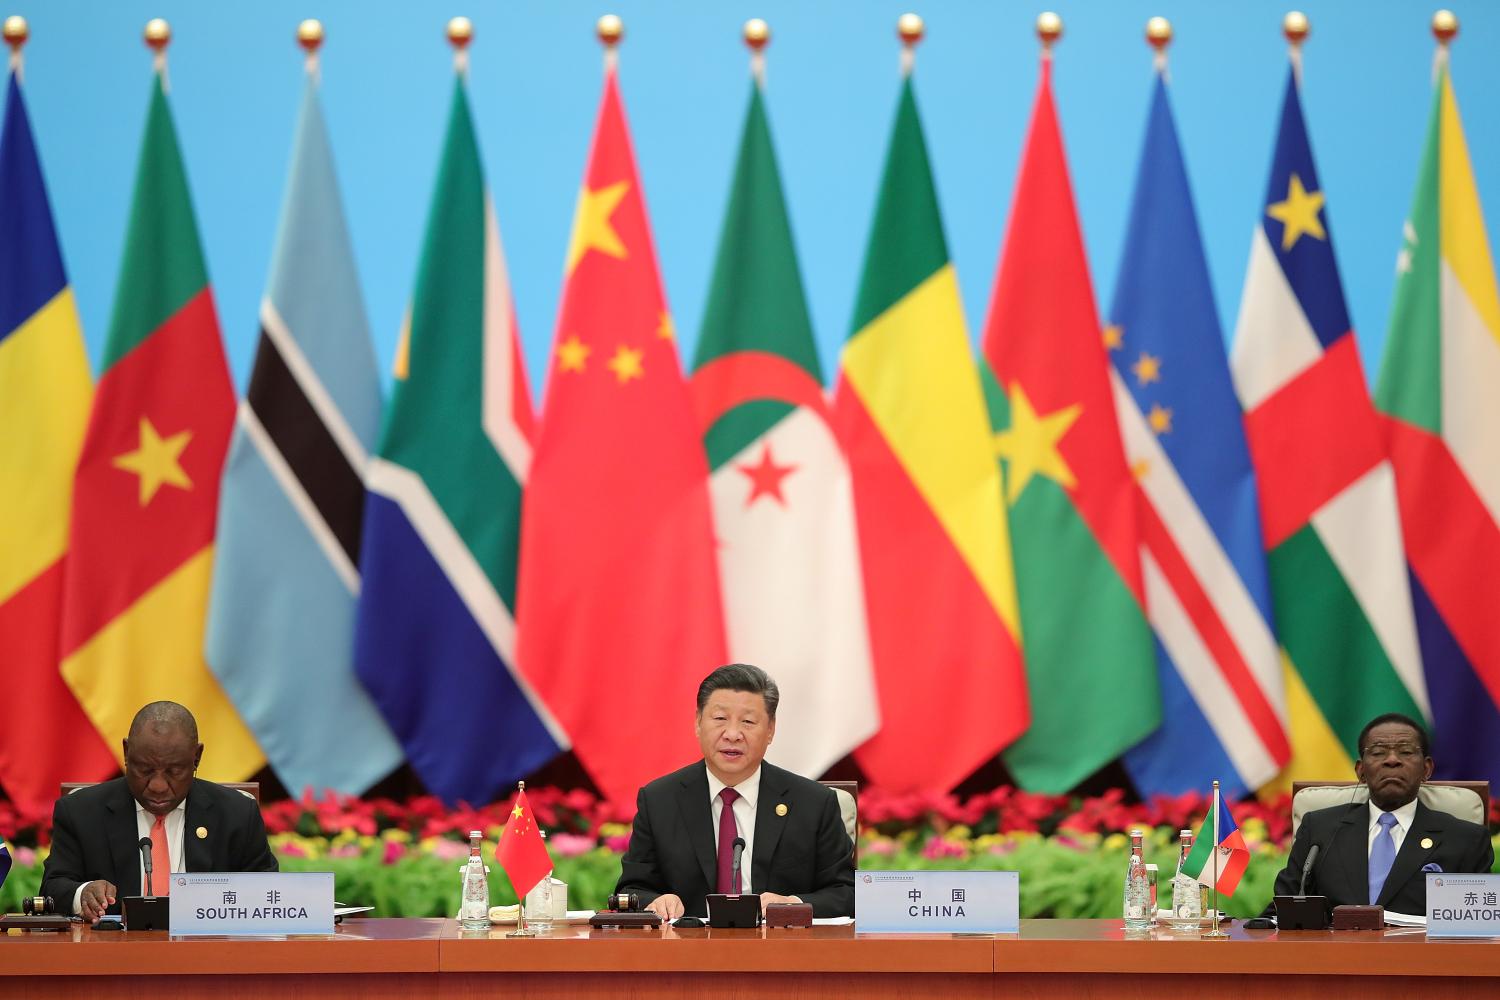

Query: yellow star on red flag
<box><xmin>566</xmin><ymin>180</ymin><xmax>630</xmax><ymax>275</ymax></box>
<box><xmin>112</xmin><ymin>416</ymin><xmax>193</xmax><ymax>506</ymax></box>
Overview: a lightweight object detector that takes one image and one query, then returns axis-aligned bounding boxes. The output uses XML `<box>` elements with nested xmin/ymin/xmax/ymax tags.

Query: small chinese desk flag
<box><xmin>496</xmin><ymin>784</ymin><xmax>552</xmax><ymax>900</ymax></box>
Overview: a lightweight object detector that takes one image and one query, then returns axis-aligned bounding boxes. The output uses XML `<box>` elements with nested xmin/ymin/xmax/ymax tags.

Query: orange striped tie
<box><xmin>151</xmin><ymin>813</ymin><xmax>171</xmax><ymax>896</ymax></box>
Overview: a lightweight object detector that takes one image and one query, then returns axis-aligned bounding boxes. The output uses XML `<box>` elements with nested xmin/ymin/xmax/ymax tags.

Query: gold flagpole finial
<box><xmin>1432</xmin><ymin>9</ymin><xmax>1458</xmax><ymax>45</ymax></box>
<box><xmin>144</xmin><ymin>18</ymin><xmax>171</xmax><ymax>52</ymax></box>
<box><xmin>597</xmin><ymin>14</ymin><xmax>623</xmax><ymax>47</ymax></box>
<box><xmin>3</xmin><ymin>14</ymin><xmax>25</xmax><ymax>74</ymax></box>
<box><xmin>297</xmin><ymin>19</ymin><xmax>324</xmax><ymax>53</ymax></box>
<box><xmin>897</xmin><ymin>13</ymin><xmax>923</xmax><ymax>76</ymax></box>
<box><xmin>3</xmin><ymin>16</ymin><xmax>27</xmax><ymax>52</ymax></box>
<box><xmin>1146</xmin><ymin>16</ymin><xmax>1171</xmax><ymax>72</ymax></box>
<box><xmin>1146</xmin><ymin>16</ymin><xmax>1172</xmax><ymax>51</ymax></box>
<box><xmin>1283</xmin><ymin>11</ymin><xmax>1309</xmax><ymax>46</ymax></box>
<box><xmin>517</xmin><ymin>779</ymin><xmax>526</xmax><ymax>791</ymax></box>
<box><xmin>297</xmin><ymin>18</ymin><xmax>323</xmax><ymax>79</ymax></box>
<box><xmin>1037</xmin><ymin>11</ymin><xmax>1063</xmax><ymax>55</ymax></box>
<box><xmin>597</xmin><ymin>14</ymin><xmax>623</xmax><ymax>72</ymax></box>
<box><xmin>447</xmin><ymin>17</ymin><xmax>472</xmax><ymax>76</ymax></box>
<box><xmin>744</xmin><ymin>19</ymin><xmax>769</xmax><ymax>83</ymax></box>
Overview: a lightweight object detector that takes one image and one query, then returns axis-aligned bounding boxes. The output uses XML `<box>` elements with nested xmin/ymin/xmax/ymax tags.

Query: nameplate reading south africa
<box><xmin>170</xmin><ymin>871</ymin><xmax>335</xmax><ymax>937</ymax></box>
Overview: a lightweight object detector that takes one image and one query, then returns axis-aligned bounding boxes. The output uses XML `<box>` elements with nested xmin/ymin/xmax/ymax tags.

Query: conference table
<box><xmin>6</xmin><ymin>917</ymin><xmax>1500</xmax><ymax>998</ymax></box>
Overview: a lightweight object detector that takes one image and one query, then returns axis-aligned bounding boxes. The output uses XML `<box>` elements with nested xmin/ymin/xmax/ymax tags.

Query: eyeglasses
<box><xmin>1360</xmin><ymin>743</ymin><xmax>1424</xmax><ymax>762</ymax></box>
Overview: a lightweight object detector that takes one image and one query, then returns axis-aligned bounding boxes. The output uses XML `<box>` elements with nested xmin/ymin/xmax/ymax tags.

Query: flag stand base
<box><xmin>506</xmin><ymin>900</ymin><xmax>536</xmax><ymax>937</ymax></box>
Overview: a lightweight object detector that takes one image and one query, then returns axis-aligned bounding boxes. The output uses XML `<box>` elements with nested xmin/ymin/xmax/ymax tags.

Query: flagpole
<box><xmin>297</xmin><ymin>19</ymin><xmax>322</xmax><ymax>83</ymax></box>
<box><xmin>448</xmin><ymin>16</ymin><xmax>472</xmax><ymax>80</ymax></box>
<box><xmin>898</xmin><ymin>12</ymin><xmax>922</xmax><ymax>77</ymax></box>
<box><xmin>598</xmin><ymin>14</ymin><xmax>622</xmax><ymax>74</ymax></box>
<box><xmin>3</xmin><ymin>16</ymin><xmax>26</xmax><ymax>81</ymax></box>
<box><xmin>744</xmin><ymin>18</ymin><xmax>768</xmax><ymax>86</ymax></box>
<box><xmin>1202</xmin><ymin>780</ymin><xmax>1229</xmax><ymax>939</ymax></box>
<box><xmin>1431</xmin><ymin>9</ymin><xmax>1457</xmax><ymax>82</ymax></box>
<box><xmin>144</xmin><ymin>17</ymin><xmax>170</xmax><ymax>93</ymax></box>
<box><xmin>1145</xmin><ymin>16</ymin><xmax>1170</xmax><ymax>80</ymax></box>
<box><xmin>505</xmin><ymin>781</ymin><xmax>535</xmax><ymax>938</ymax></box>
<box><xmin>1284</xmin><ymin>11</ymin><xmax>1308</xmax><ymax>86</ymax></box>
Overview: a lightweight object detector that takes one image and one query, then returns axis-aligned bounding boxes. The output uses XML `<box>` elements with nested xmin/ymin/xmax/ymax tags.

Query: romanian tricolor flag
<box><xmin>0</xmin><ymin>69</ymin><xmax>116</xmax><ymax>817</ymax></box>
<box><xmin>1375</xmin><ymin>52</ymin><xmax>1500</xmax><ymax>783</ymax></box>
<box><xmin>58</xmin><ymin>61</ymin><xmax>261</xmax><ymax>777</ymax></box>
<box><xmin>832</xmin><ymin>65</ymin><xmax>1028</xmax><ymax>793</ymax></box>
<box><xmin>1181</xmin><ymin>785</ymin><xmax>1250</xmax><ymax>896</ymax></box>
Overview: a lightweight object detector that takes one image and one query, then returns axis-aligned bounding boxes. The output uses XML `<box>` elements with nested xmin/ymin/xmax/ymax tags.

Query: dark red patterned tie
<box><xmin>716</xmin><ymin>787</ymin><xmax>741</xmax><ymax>894</ymax></box>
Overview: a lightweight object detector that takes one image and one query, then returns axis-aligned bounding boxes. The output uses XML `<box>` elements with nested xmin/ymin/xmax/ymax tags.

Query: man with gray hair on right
<box><xmin>615</xmin><ymin>663</ymin><xmax>854</xmax><ymax>920</ymax></box>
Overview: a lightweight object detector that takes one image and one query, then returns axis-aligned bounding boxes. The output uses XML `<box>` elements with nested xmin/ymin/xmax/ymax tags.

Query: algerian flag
<box><xmin>690</xmin><ymin>79</ymin><xmax>877</xmax><ymax>776</ymax></box>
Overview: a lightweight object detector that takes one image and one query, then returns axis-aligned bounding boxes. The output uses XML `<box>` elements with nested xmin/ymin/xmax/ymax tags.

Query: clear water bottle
<box><xmin>1123</xmin><ymin>829</ymin><xmax>1152</xmax><ymax>931</ymax></box>
<box><xmin>524</xmin><ymin>831</ymin><xmax>555</xmax><ymax>932</ymax></box>
<box><xmin>1172</xmin><ymin>828</ymin><xmax>1204</xmax><ymax>923</ymax></box>
<box><xmin>459</xmin><ymin>830</ymin><xmax>491</xmax><ymax>931</ymax></box>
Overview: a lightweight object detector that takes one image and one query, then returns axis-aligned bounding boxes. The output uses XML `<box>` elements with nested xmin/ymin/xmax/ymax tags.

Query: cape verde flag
<box><xmin>1230</xmin><ymin>63</ymin><xmax>1427</xmax><ymax>781</ymax></box>
<box><xmin>1108</xmin><ymin>71</ymin><xmax>1286</xmax><ymax>797</ymax></box>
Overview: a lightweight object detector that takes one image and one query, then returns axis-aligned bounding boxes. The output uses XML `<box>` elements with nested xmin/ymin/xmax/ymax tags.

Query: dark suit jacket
<box><xmin>1273</xmin><ymin>800</ymin><xmax>1494</xmax><ymax>914</ymax></box>
<box><xmin>615</xmin><ymin>761</ymin><xmax>854</xmax><ymax>917</ymax></box>
<box><xmin>40</xmin><ymin>777</ymin><xmax>278</xmax><ymax>911</ymax></box>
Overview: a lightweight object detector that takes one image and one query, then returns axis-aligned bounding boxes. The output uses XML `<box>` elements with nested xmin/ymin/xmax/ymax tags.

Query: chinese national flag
<box><xmin>516</xmin><ymin>66</ymin><xmax>726</xmax><ymax>806</ymax></box>
<box><xmin>495</xmin><ymin>787</ymin><xmax>552</xmax><ymax>899</ymax></box>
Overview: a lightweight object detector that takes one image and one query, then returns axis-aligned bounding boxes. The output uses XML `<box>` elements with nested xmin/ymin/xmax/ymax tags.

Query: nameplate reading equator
<box><xmin>855</xmin><ymin>870</ymin><xmax>1019</xmax><ymax>934</ymax></box>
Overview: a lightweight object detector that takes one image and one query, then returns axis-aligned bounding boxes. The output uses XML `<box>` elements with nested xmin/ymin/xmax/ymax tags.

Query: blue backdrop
<box><xmin>18</xmin><ymin>1</ymin><xmax>1500</xmax><ymax>398</ymax></box>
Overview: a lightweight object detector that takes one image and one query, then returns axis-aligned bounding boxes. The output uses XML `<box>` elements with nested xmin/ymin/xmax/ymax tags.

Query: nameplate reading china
<box><xmin>169</xmin><ymin>872</ymin><xmax>335</xmax><ymax>937</ymax></box>
<box><xmin>855</xmin><ymin>870</ymin><xmax>1018</xmax><ymax>934</ymax></box>
<box><xmin>1427</xmin><ymin>873</ymin><xmax>1500</xmax><ymax>939</ymax></box>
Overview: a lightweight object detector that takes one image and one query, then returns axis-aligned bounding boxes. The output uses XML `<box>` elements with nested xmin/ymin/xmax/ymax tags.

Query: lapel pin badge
<box><xmin>196</xmin><ymin>826</ymin><xmax>208</xmax><ymax>840</ymax></box>
<box><xmin>776</xmin><ymin>803</ymin><xmax>788</xmax><ymax>817</ymax></box>
<box><xmin>1420</xmin><ymin>837</ymin><xmax>1434</xmax><ymax>849</ymax></box>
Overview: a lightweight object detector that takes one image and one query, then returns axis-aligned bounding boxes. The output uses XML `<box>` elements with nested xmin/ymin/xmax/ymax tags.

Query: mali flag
<box><xmin>0</xmin><ymin>72</ymin><xmax>116</xmax><ymax>817</ymax></box>
<box><xmin>516</xmin><ymin>62</ymin><xmax>726</xmax><ymax>807</ymax></box>
<box><xmin>1231</xmin><ymin>65</ymin><xmax>1425</xmax><ymax>783</ymax></box>
<box><xmin>983</xmin><ymin>54</ymin><xmax>1160</xmax><ymax>793</ymax></box>
<box><xmin>58</xmin><ymin>67</ymin><xmax>262</xmax><ymax>777</ymax></box>
<box><xmin>832</xmin><ymin>71</ymin><xmax>1028</xmax><ymax>793</ymax></box>
<box><xmin>1376</xmin><ymin>56</ymin><xmax>1500</xmax><ymax>784</ymax></box>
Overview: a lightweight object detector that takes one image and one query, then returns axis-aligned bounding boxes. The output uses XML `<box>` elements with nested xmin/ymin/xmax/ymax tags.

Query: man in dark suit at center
<box><xmin>41</xmin><ymin>700</ymin><xmax>277</xmax><ymax>922</ymax></box>
<box><xmin>615</xmin><ymin>664</ymin><xmax>854</xmax><ymax>920</ymax></box>
<box><xmin>1273</xmin><ymin>712</ymin><xmax>1493</xmax><ymax>917</ymax></box>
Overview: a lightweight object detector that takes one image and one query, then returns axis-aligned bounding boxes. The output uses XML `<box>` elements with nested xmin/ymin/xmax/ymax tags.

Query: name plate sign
<box><xmin>1427</xmin><ymin>873</ymin><xmax>1500</xmax><ymax>939</ymax></box>
<box><xmin>169</xmin><ymin>872</ymin><xmax>335</xmax><ymax>937</ymax></box>
<box><xmin>855</xmin><ymin>870</ymin><xmax>1018</xmax><ymax>934</ymax></box>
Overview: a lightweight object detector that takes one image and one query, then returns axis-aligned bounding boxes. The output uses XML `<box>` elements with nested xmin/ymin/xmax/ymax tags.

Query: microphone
<box><xmin>138</xmin><ymin>837</ymin><xmax>155</xmax><ymax>897</ymax></box>
<box><xmin>730</xmin><ymin>837</ymin><xmax>746</xmax><ymax>895</ymax></box>
<box><xmin>1297</xmin><ymin>843</ymin><xmax>1320</xmax><ymax>896</ymax></box>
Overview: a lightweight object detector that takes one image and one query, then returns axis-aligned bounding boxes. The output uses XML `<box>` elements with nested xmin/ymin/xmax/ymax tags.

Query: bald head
<box><xmin>128</xmin><ymin>701</ymin><xmax>199</xmax><ymax>743</ymax></box>
<box><xmin>123</xmin><ymin>702</ymin><xmax>202</xmax><ymax>816</ymax></box>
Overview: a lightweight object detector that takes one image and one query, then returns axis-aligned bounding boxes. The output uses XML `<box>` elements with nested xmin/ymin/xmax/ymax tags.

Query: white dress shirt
<box><xmin>71</xmin><ymin>799</ymin><xmax>186</xmax><ymax>915</ymax></box>
<box><xmin>706</xmin><ymin>764</ymin><xmax>761</xmax><ymax>895</ymax></box>
<box><xmin>1367</xmin><ymin>797</ymin><xmax>1419</xmax><ymax>857</ymax></box>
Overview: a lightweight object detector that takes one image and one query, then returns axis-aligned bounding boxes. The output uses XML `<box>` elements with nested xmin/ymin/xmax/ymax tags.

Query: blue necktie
<box><xmin>1368</xmin><ymin>812</ymin><xmax>1399</xmax><ymax>904</ymax></box>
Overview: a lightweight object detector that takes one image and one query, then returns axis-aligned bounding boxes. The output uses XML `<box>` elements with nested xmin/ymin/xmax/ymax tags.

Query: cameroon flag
<box><xmin>59</xmin><ymin>69</ymin><xmax>261</xmax><ymax>776</ymax></box>
<box><xmin>833</xmin><ymin>74</ymin><xmax>1028</xmax><ymax>794</ymax></box>
<box><xmin>983</xmin><ymin>55</ymin><xmax>1160</xmax><ymax>792</ymax></box>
